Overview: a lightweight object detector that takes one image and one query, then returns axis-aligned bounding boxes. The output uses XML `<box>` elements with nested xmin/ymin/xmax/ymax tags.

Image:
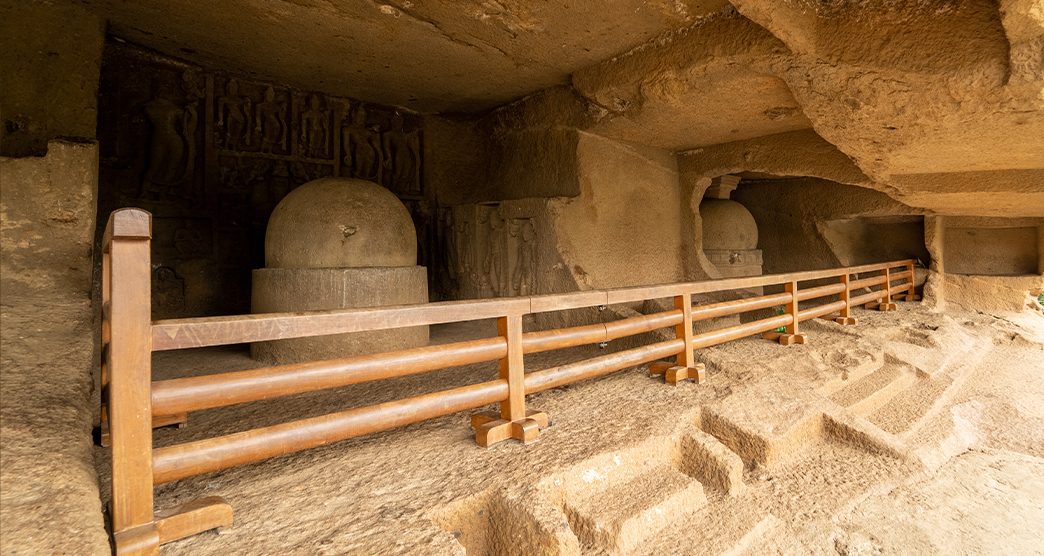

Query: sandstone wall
<box><xmin>0</xmin><ymin>1</ymin><xmax>105</xmax><ymax>157</ymax></box>
<box><xmin>732</xmin><ymin>177</ymin><xmax>926</xmax><ymax>274</ymax></box>
<box><xmin>0</xmin><ymin>141</ymin><xmax>109</xmax><ymax>554</ymax></box>
<box><xmin>924</xmin><ymin>216</ymin><xmax>1044</xmax><ymax>313</ymax></box>
<box><xmin>552</xmin><ymin>132</ymin><xmax>685</xmax><ymax>289</ymax></box>
<box><xmin>0</xmin><ymin>3</ymin><xmax>109</xmax><ymax>551</ymax></box>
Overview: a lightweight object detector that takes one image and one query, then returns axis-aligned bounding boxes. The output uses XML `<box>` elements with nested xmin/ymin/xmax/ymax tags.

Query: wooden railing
<box><xmin>100</xmin><ymin>208</ymin><xmax>916</xmax><ymax>554</ymax></box>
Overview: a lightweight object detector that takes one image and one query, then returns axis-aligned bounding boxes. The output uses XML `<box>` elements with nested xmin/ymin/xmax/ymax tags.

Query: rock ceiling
<box><xmin>78</xmin><ymin>0</ymin><xmax>1044</xmax><ymax>216</ymax></box>
<box><xmin>78</xmin><ymin>0</ymin><xmax>730</xmax><ymax>113</ymax></box>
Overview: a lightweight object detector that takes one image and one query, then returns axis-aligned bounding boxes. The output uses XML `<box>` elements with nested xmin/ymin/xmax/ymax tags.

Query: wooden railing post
<box><xmin>875</xmin><ymin>267</ymin><xmax>898</xmax><ymax>311</ymax></box>
<box><xmin>834</xmin><ymin>273</ymin><xmax>858</xmax><ymax>325</ymax></box>
<box><xmin>471</xmin><ymin>313</ymin><xmax>548</xmax><ymax>447</ymax></box>
<box><xmin>99</xmin><ymin>244</ymin><xmax>112</xmax><ymax>447</ymax></box>
<box><xmin>107</xmin><ymin>209</ymin><xmax>159</xmax><ymax>554</ymax></box>
<box><xmin>905</xmin><ymin>261</ymin><xmax>917</xmax><ymax>302</ymax></box>
<box><xmin>765</xmin><ymin>281</ymin><xmax>807</xmax><ymax>345</ymax></box>
<box><xmin>106</xmin><ymin>209</ymin><xmax>232</xmax><ymax>554</ymax></box>
<box><xmin>650</xmin><ymin>293</ymin><xmax>705</xmax><ymax>384</ymax></box>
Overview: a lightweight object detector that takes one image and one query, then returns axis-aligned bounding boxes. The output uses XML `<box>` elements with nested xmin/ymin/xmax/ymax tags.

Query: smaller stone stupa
<box><xmin>700</xmin><ymin>175</ymin><xmax>763</xmax><ymax>278</ymax></box>
<box><xmin>251</xmin><ymin>177</ymin><xmax>428</xmax><ymax>364</ymax></box>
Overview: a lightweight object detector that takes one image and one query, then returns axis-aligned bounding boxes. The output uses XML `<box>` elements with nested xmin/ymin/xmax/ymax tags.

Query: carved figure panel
<box><xmin>445</xmin><ymin>203</ymin><xmax>543</xmax><ymax>300</ymax></box>
<box><xmin>97</xmin><ymin>43</ymin><xmax>427</xmax><ymax>317</ymax></box>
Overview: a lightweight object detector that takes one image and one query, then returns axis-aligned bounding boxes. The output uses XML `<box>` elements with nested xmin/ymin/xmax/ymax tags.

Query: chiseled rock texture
<box><xmin>0</xmin><ymin>141</ymin><xmax>109</xmax><ymax>555</ymax></box>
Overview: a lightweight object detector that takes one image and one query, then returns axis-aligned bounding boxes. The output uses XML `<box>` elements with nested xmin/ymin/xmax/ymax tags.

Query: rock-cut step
<box><xmin>565</xmin><ymin>464</ymin><xmax>706</xmax><ymax>555</ymax></box>
<box><xmin>868</xmin><ymin>376</ymin><xmax>952</xmax><ymax>436</ymax></box>
<box><xmin>829</xmin><ymin>362</ymin><xmax>922</xmax><ymax>419</ymax></box>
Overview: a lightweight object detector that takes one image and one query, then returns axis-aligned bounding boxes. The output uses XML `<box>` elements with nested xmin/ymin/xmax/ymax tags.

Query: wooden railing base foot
<box><xmin>647</xmin><ymin>361</ymin><xmax>673</xmax><ymax>376</ymax></box>
<box><xmin>832</xmin><ymin>316</ymin><xmax>858</xmax><ymax>326</ymax></box>
<box><xmin>471</xmin><ymin>410</ymin><xmax>549</xmax><ymax>447</ymax></box>
<box><xmin>905</xmin><ymin>294</ymin><xmax>920</xmax><ymax>302</ymax></box>
<box><xmin>114</xmin><ymin>523</ymin><xmax>160</xmax><ymax>555</ymax></box>
<box><xmin>155</xmin><ymin>496</ymin><xmax>233</xmax><ymax>546</ymax></box>
<box><xmin>649</xmin><ymin>363</ymin><xmax>706</xmax><ymax>385</ymax></box>
<box><xmin>763</xmin><ymin>331</ymin><xmax>807</xmax><ymax>346</ymax></box>
<box><xmin>864</xmin><ymin>302</ymin><xmax>897</xmax><ymax>311</ymax></box>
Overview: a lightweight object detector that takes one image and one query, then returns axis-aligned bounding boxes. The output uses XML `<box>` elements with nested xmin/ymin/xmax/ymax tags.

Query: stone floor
<box><xmin>3</xmin><ymin>299</ymin><xmax>1042</xmax><ymax>555</ymax></box>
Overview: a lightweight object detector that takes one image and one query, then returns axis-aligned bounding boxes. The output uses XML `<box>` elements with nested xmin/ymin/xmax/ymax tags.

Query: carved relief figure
<box><xmin>382</xmin><ymin>111</ymin><xmax>420</xmax><ymax>194</ymax></box>
<box><xmin>442</xmin><ymin>210</ymin><xmax>459</xmax><ymax>290</ymax></box>
<box><xmin>141</xmin><ymin>75</ymin><xmax>197</xmax><ymax>199</ymax></box>
<box><xmin>180</xmin><ymin>71</ymin><xmax>202</xmax><ymax>193</ymax></box>
<box><xmin>474</xmin><ymin>209</ymin><xmax>492</xmax><ymax>294</ymax></box>
<box><xmin>255</xmin><ymin>86</ymin><xmax>286</xmax><ymax>154</ymax></box>
<box><xmin>153</xmin><ymin>266</ymin><xmax>186</xmax><ymax>316</ymax></box>
<box><xmin>299</xmin><ymin>94</ymin><xmax>328</xmax><ymax>158</ymax></box>
<box><xmin>217</xmin><ymin>79</ymin><xmax>251</xmax><ymax>150</ymax></box>
<box><xmin>455</xmin><ymin>211</ymin><xmax>471</xmax><ymax>277</ymax></box>
<box><xmin>511</xmin><ymin>218</ymin><xmax>536</xmax><ymax>295</ymax></box>
<box><xmin>342</xmin><ymin>106</ymin><xmax>382</xmax><ymax>181</ymax></box>
<box><xmin>486</xmin><ymin>207</ymin><xmax>509</xmax><ymax>295</ymax></box>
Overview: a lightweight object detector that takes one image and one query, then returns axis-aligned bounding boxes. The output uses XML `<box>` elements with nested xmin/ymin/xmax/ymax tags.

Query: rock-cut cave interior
<box><xmin>1</xmin><ymin>1</ymin><xmax>1043</xmax><ymax>555</ymax></box>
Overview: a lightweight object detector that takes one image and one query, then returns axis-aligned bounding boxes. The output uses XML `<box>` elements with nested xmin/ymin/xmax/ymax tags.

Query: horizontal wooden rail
<box><xmin>850</xmin><ymin>289</ymin><xmax>889</xmax><ymax>307</ymax></box>
<box><xmin>890</xmin><ymin>282</ymin><xmax>913</xmax><ymax>294</ymax></box>
<box><xmin>849</xmin><ymin>275</ymin><xmax>888</xmax><ymax>290</ymax></box>
<box><xmin>152</xmin><ymin>309</ymin><xmax>686</xmax><ymax>417</ymax></box>
<box><xmin>523</xmin><ymin>309</ymin><xmax>682</xmax><ymax>354</ymax></box>
<box><xmin>795</xmin><ymin>282</ymin><xmax>846</xmax><ymax>302</ymax></box>
<box><xmin>798</xmin><ymin>299</ymin><xmax>848</xmax><ymax>321</ymax></box>
<box><xmin>151</xmin><ymin>337</ymin><xmax>507</xmax><ymax>417</ymax></box>
<box><xmin>524</xmin><ymin>339</ymin><xmax>686</xmax><ymax>394</ymax></box>
<box><xmin>152</xmin><ymin>260</ymin><xmax>917</xmax><ymax>351</ymax></box>
<box><xmin>101</xmin><ymin>208</ymin><xmax>918</xmax><ymax>555</ymax></box>
<box><xmin>692</xmin><ymin>313</ymin><xmax>792</xmax><ymax>350</ymax></box>
<box><xmin>691</xmin><ymin>292</ymin><xmax>791</xmax><ymax>321</ymax></box>
<box><xmin>152</xmin><ymin>379</ymin><xmax>509</xmax><ymax>484</ymax></box>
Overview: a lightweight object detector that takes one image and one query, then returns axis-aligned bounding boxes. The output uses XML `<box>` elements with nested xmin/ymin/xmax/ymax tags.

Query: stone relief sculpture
<box><xmin>152</xmin><ymin>266</ymin><xmax>186</xmax><ymax>317</ymax></box>
<box><xmin>217</xmin><ymin>79</ymin><xmax>251</xmax><ymax>150</ymax></box>
<box><xmin>255</xmin><ymin>86</ymin><xmax>286</xmax><ymax>154</ymax></box>
<box><xmin>99</xmin><ymin>46</ymin><xmax>426</xmax><ymax>317</ymax></box>
<box><xmin>436</xmin><ymin>203</ymin><xmax>543</xmax><ymax>300</ymax></box>
<box><xmin>381</xmin><ymin>111</ymin><xmax>421</xmax><ymax>196</ymax></box>
<box><xmin>456</xmin><ymin>211</ymin><xmax>471</xmax><ymax>277</ymax></box>
<box><xmin>474</xmin><ymin>209</ymin><xmax>492</xmax><ymax>294</ymax></box>
<box><xmin>486</xmin><ymin>207</ymin><xmax>509</xmax><ymax>295</ymax></box>
<box><xmin>511</xmin><ymin>218</ymin><xmax>536</xmax><ymax>295</ymax></box>
<box><xmin>437</xmin><ymin>209</ymin><xmax>459</xmax><ymax>299</ymax></box>
<box><xmin>141</xmin><ymin>73</ymin><xmax>198</xmax><ymax>200</ymax></box>
<box><xmin>299</xmin><ymin>94</ymin><xmax>328</xmax><ymax>158</ymax></box>
<box><xmin>342</xmin><ymin>106</ymin><xmax>383</xmax><ymax>181</ymax></box>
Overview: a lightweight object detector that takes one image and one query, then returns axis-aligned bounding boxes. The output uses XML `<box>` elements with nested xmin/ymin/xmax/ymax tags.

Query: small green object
<box><xmin>775</xmin><ymin>307</ymin><xmax>786</xmax><ymax>333</ymax></box>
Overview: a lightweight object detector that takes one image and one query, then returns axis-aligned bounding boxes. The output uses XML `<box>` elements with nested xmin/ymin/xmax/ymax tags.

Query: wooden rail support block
<box><xmin>833</xmin><ymin>316</ymin><xmax>858</xmax><ymax>326</ymax></box>
<box><xmin>664</xmin><ymin>364</ymin><xmax>706</xmax><ymax>385</ymax></box>
<box><xmin>870</xmin><ymin>302</ymin><xmax>898</xmax><ymax>311</ymax></box>
<box><xmin>114</xmin><ymin>523</ymin><xmax>160</xmax><ymax>556</ymax></box>
<box><xmin>155</xmin><ymin>496</ymin><xmax>233</xmax><ymax>545</ymax></box>
<box><xmin>471</xmin><ymin>409</ymin><xmax>549</xmax><ymax>447</ymax></box>
<box><xmin>762</xmin><ymin>331</ymin><xmax>807</xmax><ymax>345</ymax></box>
<box><xmin>648</xmin><ymin>361</ymin><xmax>674</xmax><ymax>376</ymax></box>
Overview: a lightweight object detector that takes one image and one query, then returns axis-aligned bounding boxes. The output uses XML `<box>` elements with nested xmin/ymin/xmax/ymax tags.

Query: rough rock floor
<box><xmin>5</xmin><ymin>302</ymin><xmax>1043</xmax><ymax>555</ymax></box>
